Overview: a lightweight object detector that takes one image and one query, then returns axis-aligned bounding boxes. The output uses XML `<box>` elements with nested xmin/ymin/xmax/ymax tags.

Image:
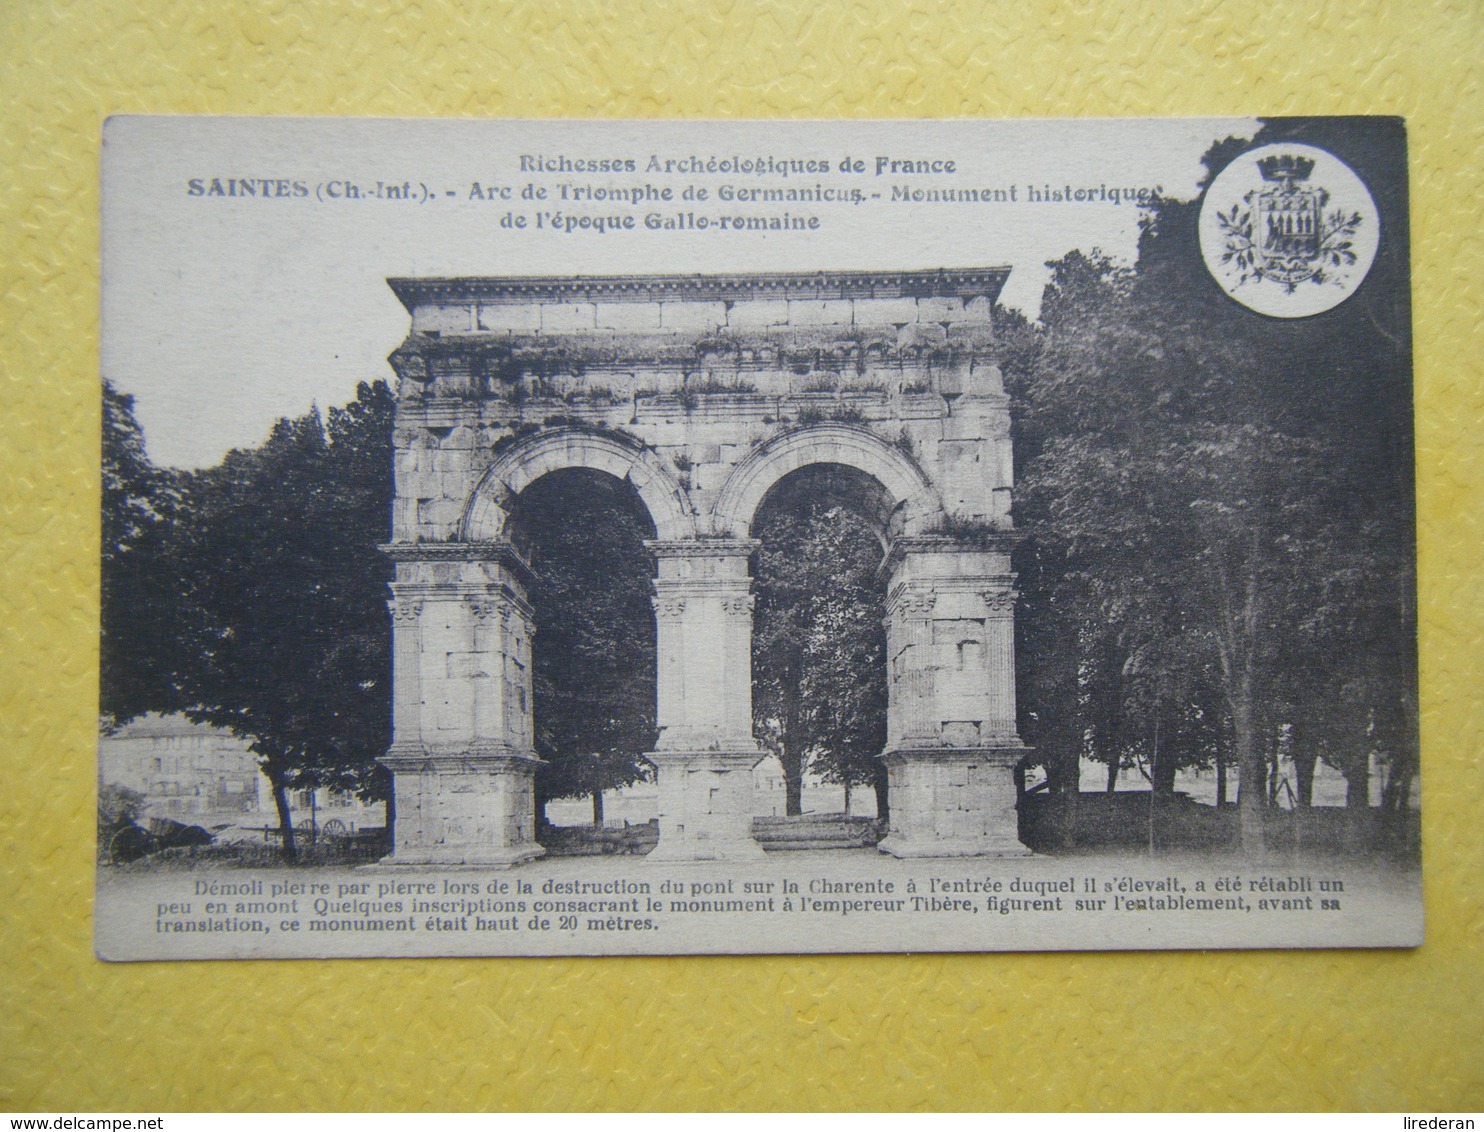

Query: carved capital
<box><xmin>981</xmin><ymin>589</ymin><xmax>1019</xmax><ymax>614</ymax></box>
<box><xmin>653</xmin><ymin>596</ymin><xmax>688</xmax><ymax>620</ymax></box>
<box><xmin>896</xmin><ymin>592</ymin><xmax>937</xmax><ymax>618</ymax></box>
<box><xmin>467</xmin><ymin>599</ymin><xmax>501</xmax><ymax>621</ymax></box>
<box><xmin>719</xmin><ymin>594</ymin><xmax>756</xmax><ymax>616</ymax></box>
<box><xmin>390</xmin><ymin>600</ymin><xmax>424</xmax><ymax>623</ymax></box>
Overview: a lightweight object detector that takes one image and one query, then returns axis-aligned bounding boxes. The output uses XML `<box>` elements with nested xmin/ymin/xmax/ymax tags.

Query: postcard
<box><xmin>97</xmin><ymin>115</ymin><xmax>1419</xmax><ymax>958</ymax></box>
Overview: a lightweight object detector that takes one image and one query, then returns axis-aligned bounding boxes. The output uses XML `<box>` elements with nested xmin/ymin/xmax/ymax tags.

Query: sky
<box><xmin>102</xmin><ymin>116</ymin><xmax>1257</xmax><ymax>468</ymax></box>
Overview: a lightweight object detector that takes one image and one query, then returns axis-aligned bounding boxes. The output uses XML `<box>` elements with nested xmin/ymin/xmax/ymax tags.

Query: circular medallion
<box><xmin>1198</xmin><ymin>142</ymin><xmax>1380</xmax><ymax>318</ymax></box>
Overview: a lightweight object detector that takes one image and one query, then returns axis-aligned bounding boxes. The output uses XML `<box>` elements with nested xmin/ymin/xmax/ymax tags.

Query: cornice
<box><xmin>878</xmin><ymin>532</ymin><xmax>1023</xmax><ymax>579</ymax></box>
<box><xmin>380</xmin><ymin>540</ymin><xmax>539</xmax><ymax>589</ymax></box>
<box><xmin>388</xmin><ymin>267</ymin><xmax>1012</xmax><ymax>311</ymax></box>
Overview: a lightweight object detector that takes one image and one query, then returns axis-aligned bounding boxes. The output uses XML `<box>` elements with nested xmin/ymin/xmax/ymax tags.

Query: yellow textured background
<box><xmin>2</xmin><ymin>0</ymin><xmax>1481</xmax><ymax>1112</ymax></box>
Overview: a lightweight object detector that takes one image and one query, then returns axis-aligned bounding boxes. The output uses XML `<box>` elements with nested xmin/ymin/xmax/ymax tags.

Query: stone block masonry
<box><xmin>379</xmin><ymin>269</ymin><xmax>1027</xmax><ymax>865</ymax></box>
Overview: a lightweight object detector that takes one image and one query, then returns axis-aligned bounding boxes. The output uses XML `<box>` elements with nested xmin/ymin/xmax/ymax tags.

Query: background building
<box><xmin>99</xmin><ymin>714</ymin><xmax>384</xmax><ymax>836</ymax></box>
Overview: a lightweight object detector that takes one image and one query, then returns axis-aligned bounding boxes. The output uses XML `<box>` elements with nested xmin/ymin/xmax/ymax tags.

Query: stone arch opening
<box><xmin>710</xmin><ymin>423</ymin><xmax>942</xmax><ymax>541</ymax></box>
<box><xmin>503</xmin><ymin>467</ymin><xmax>659</xmax><ymax>837</ymax></box>
<box><xmin>751</xmin><ymin>464</ymin><xmax>892</xmax><ymax>825</ymax></box>
<box><xmin>753</xmin><ymin>462</ymin><xmax>898</xmax><ymax>552</ymax></box>
<box><xmin>462</xmin><ymin>427</ymin><xmax>694</xmax><ymax>544</ymax></box>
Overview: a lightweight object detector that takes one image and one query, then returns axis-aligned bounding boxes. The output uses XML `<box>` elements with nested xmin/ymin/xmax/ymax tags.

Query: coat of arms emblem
<box><xmin>1198</xmin><ymin>142</ymin><xmax>1380</xmax><ymax>318</ymax></box>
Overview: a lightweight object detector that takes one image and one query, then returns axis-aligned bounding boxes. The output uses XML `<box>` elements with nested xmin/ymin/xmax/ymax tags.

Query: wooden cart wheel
<box><xmin>109</xmin><ymin>825</ymin><xmax>154</xmax><ymax>864</ymax></box>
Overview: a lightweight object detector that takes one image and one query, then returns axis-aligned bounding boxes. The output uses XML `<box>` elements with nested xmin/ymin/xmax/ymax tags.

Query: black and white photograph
<box><xmin>97</xmin><ymin>115</ymin><xmax>1419</xmax><ymax>959</ymax></box>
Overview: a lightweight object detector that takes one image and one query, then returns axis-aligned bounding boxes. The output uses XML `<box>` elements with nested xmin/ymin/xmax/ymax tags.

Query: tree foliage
<box><xmin>1008</xmin><ymin>119</ymin><xmax>1417</xmax><ymax>853</ymax></box>
<box><xmin>100</xmin><ymin>380</ymin><xmax>184</xmax><ymax>727</ymax></box>
<box><xmin>515</xmin><ymin>469</ymin><xmax>657</xmax><ymax>824</ymax></box>
<box><xmin>100</xmin><ymin>380</ymin><xmax>397</xmax><ymax>860</ymax></box>
<box><xmin>753</xmin><ymin>499</ymin><xmax>887</xmax><ymax>817</ymax></box>
<box><xmin>174</xmin><ymin>382</ymin><xmax>397</xmax><ymax>858</ymax></box>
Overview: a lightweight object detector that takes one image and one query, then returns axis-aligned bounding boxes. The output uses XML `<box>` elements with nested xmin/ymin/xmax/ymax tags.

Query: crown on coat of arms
<box><xmin>1257</xmin><ymin>154</ymin><xmax>1316</xmax><ymax>183</ymax></box>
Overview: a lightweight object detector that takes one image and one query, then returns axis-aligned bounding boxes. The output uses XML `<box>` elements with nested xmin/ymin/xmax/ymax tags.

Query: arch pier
<box><xmin>645</xmin><ymin>538</ymin><xmax>767</xmax><ymax>861</ymax></box>
<box><xmin>379</xmin><ymin>541</ymin><xmax>545</xmax><ymax>867</ymax></box>
<box><xmin>376</xmin><ymin>268</ymin><xmax>1029</xmax><ymax>865</ymax></box>
<box><xmin>877</xmin><ymin>535</ymin><xmax>1026</xmax><ymax>857</ymax></box>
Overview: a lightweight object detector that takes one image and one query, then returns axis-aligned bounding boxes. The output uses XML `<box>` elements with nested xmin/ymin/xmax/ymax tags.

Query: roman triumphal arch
<box><xmin>378</xmin><ymin>269</ymin><xmax>1028</xmax><ymax>865</ymax></box>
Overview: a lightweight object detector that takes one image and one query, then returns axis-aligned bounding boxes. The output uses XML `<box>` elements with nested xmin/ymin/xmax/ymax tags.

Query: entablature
<box><xmin>388</xmin><ymin>267</ymin><xmax>1011</xmax><ymax>310</ymax></box>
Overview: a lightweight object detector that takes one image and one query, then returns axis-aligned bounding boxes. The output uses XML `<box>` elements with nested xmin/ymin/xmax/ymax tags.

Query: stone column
<box><xmin>878</xmin><ymin>536</ymin><xmax>1029</xmax><ymax>857</ymax></box>
<box><xmin>377</xmin><ymin>542</ymin><xmax>545</xmax><ymax>867</ymax></box>
<box><xmin>644</xmin><ymin>539</ymin><xmax>766</xmax><ymax>861</ymax></box>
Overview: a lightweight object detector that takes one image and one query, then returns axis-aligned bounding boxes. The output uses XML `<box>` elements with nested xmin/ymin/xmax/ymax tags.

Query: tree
<box><xmin>1010</xmin><ymin>119</ymin><xmax>1416</xmax><ymax>856</ymax></box>
<box><xmin>168</xmin><ymin>381</ymin><xmax>396</xmax><ymax>860</ymax></box>
<box><xmin>1132</xmin><ymin>118</ymin><xmax>1417</xmax><ymax>833</ymax></box>
<box><xmin>753</xmin><ymin>500</ymin><xmax>888</xmax><ymax>818</ymax></box>
<box><xmin>515</xmin><ymin>469</ymin><xmax>657</xmax><ymax>826</ymax></box>
<box><xmin>1019</xmin><ymin>255</ymin><xmax>1372</xmax><ymax>852</ymax></box>
<box><xmin>100</xmin><ymin>380</ymin><xmax>183</xmax><ymax>727</ymax></box>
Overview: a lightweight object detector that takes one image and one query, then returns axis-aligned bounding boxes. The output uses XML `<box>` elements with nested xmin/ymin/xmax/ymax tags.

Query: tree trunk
<box><xmin>1382</xmin><ymin>758</ymin><xmax>1415</xmax><ymax>813</ymax></box>
<box><xmin>783</xmin><ymin>746</ymin><xmax>804</xmax><ymax>816</ymax></box>
<box><xmin>533</xmin><ymin>777</ymin><xmax>550</xmax><ymax>833</ymax></box>
<box><xmin>1265</xmin><ymin>726</ymin><xmax>1285</xmax><ymax>807</ymax></box>
<box><xmin>1378</xmin><ymin>692</ymin><xmax>1418</xmax><ymax>815</ymax></box>
<box><xmin>270</xmin><ymin>776</ymin><xmax>298</xmax><ymax>863</ymax></box>
<box><xmin>1096</xmin><ymin>639</ymin><xmax>1124</xmax><ymax>794</ymax></box>
<box><xmin>780</xmin><ymin>660</ymin><xmax>804</xmax><ymax>816</ymax></box>
<box><xmin>841</xmin><ymin>780</ymin><xmax>852</xmax><ymax>816</ymax></box>
<box><xmin>1386</xmin><ymin>566</ymin><xmax>1420</xmax><ymax>836</ymax></box>
<box><xmin>1058</xmin><ymin>743</ymin><xmax>1081</xmax><ymax>794</ymax></box>
<box><xmin>872</xmin><ymin>763</ymin><xmax>890</xmax><ymax>826</ymax></box>
<box><xmin>1233</xmin><ymin>689</ymin><xmax>1266</xmax><ymax>859</ymax></box>
<box><xmin>384</xmin><ymin>770</ymin><xmax>396</xmax><ymax>852</ymax></box>
<box><xmin>1209</xmin><ymin>542</ymin><xmax>1267</xmax><ymax>856</ymax></box>
<box><xmin>1215</xmin><ymin>747</ymin><xmax>1228</xmax><ymax>808</ymax></box>
<box><xmin>1344</xmin><ymin>762</ymin><xmax>1368</xmax><ymax>809</ymax></box>
<box><xmin>1042</xmin><ymin>735</ymin><xmax>1079</xmax><ymax>794</ymax></box>
<box><xmin>1151</xmin><ymin>751</ymin><xmax>1177</xmax><ymax>795</ymax></box>
<box><xmin>1339</xmin><ymin>761</ymin><xmax>1370</xmax><ymax>853</ymax></box>
<box><xmin>1380</xmin><ymin>754</ymin><xmax>1417</xmax><ymax>849</ymax></box>
<box><xmin>591</xmin><ymin>789</ymin><xmax>604</xmax><ymax>828</ymax></box>
<box><xmin>1292</xmin><ymin>743</ymin><xmax>1317</xmax><ymax>808</ymax></box>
